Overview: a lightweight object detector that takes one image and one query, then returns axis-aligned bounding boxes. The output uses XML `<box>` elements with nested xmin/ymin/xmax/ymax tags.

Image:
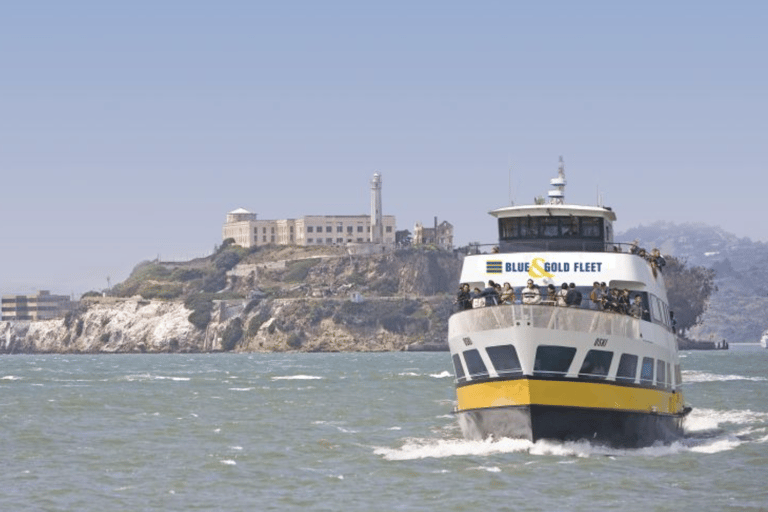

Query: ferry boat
<box><xmin>448</xmin><ymin>158</ymin><xmax>690</xmax><ymax>447</ymax></box>
<box><xmin>760</xmin><ymin>330</ymin><xmax>768</xmax><ymax>349</ymax></box>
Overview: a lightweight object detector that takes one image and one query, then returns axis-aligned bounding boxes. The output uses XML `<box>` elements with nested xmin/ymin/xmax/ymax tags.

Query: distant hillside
<box><xmin>619</xmin><ymin>222</ymin><xmax>768</xmax><ymax>342</ymax></box>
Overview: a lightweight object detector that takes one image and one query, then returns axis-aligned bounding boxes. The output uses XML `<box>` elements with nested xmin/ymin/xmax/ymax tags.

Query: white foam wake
<box><xmin>682</xmin><ymin>370</ymin><xmax>767</xmax><ymax>383</ymax></box>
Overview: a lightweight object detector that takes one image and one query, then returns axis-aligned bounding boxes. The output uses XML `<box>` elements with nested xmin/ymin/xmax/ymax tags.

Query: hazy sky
<box><xmin>2</xmin><ymin>1</ymin><xmax>766</xmax><ymax>295</ymax></box>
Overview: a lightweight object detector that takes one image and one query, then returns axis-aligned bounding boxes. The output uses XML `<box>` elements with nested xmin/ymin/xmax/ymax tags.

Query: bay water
<box><xmin>1</xmin><ymin>346</ymin><xmax>766</xmax><ymax>511</ymax></box>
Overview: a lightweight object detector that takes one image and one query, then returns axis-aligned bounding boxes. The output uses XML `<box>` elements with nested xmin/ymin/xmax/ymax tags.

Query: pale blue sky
<box><xmin>1</xmin><ymin>1</ymin><xmax>766</xmax><ymax>295</ymax></box>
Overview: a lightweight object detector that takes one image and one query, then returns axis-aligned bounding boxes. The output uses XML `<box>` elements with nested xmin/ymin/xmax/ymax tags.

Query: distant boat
<box><xmin>761</xmin><ymin>330</ymin><xmax>768</xmax><ymax>349</ymax></box>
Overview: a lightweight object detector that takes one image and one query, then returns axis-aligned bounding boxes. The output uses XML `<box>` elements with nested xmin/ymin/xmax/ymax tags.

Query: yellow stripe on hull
<box><xmin>456</xmin><ymin>378</ymin><xmax>685</xmax><ymax>415</ymax></box>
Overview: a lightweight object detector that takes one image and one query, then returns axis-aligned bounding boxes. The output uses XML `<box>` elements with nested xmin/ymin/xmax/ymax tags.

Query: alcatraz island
<box><xmin>1</xmin><ymin>173</ymin><xmax>715</xmax><ymax>354</ymax></box>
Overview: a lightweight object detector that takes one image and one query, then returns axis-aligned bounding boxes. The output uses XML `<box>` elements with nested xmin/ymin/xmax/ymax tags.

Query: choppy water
<box><xmin>1</xmin><ymin>346</ymin><xmax>767</xmax><ymax>511</ymax></box>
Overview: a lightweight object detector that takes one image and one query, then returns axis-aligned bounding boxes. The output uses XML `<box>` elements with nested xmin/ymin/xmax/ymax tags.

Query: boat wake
<box><xmin>375</xmin><ymin>406</ymin><xmax>768</xmax><ymax>461</ymax></box>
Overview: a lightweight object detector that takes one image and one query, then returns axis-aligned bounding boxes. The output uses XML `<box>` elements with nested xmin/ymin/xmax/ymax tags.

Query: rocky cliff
<box><xmin>2</xmin><ymin>246</ymin><xmax>463</xmax><ymax>354</ymax></box>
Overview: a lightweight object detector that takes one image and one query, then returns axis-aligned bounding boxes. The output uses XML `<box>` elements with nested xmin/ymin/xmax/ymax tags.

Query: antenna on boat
<box><xmin>548</xmin><ymin>156</ymin><xmax>566</xmax><ymax>205</ymax></box>
<box><xmin>508</xmin><ymin>164</ymin><xmax>514</xmax><ymax>205</ymax></box>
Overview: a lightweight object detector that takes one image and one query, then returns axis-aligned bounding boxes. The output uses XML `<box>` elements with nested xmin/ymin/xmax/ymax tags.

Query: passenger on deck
<box><xmin>555</xmin><ymin>283</ymin><xmax>569</xmax><ymax>307</ymax></box>
<box><xmin>545</xmin><ymin>284</ymin><xmax>557</xmax><ymax>305</ymax></box>
<box><xmin>500</xmin><ymin>282</ymin><xmax>515</xmax><ymax>304</ymax></box>
<box><xmin>481</xmin><ymin>280</ymin><xmax>500</xmax><ymax>307</ymax></box>
<box><xmin>522</xmin><ymin>279</ymin><xmax>542</xmax><ymax>305</ymax></box>
<box><xmin>589</xmin><ymin>281</ymin><xmax>601</xmax><ymax>310</ymax></box>
<box><xmin>651</xmin><ymin>248</ymin><xmax>666</xmax><ymax>273</ymax></box>
<box><xmin>566</xmin><ymin>283</ymin><xmax>582</xmax><ymax>307</ymax></box>
<box><xmin>617</xmin><ymin>289</ymin><xmax>630</xmax><ymax>314</ymax></box>
<box><xmin>600</xmin><ymin>282</ymin><xmax>609</xmax><ymax>306</ymax></box>
<box><xmin>455</xmin><ymin>283</ymin><xmax>472</xmax><ymax>310</ymax></box>
<box><xmin>603</xmin><ymin>289</ymin><xmax>619</xmax><ymax>312</ymax></box>
<box><xmin>629</xmin><ymin>295</ymin><xmax>646</xmax><ymax>319</ymax></box>
<box><xmin>629</xmin><ymin>239</ymin><xmax>640</xmax><ymax>254</ymax></box>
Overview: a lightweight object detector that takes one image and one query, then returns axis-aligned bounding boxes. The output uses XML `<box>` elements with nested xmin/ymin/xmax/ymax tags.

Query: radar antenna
<box><xmin>548</xmin><ymin>156</ymin><xmax>567</xmax><ymax>205</ymax></box>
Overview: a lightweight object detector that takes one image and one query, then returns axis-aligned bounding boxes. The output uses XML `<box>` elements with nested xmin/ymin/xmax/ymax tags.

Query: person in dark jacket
<box><xmin>565</xmin><ymin>283</ymin><xmax>582</xmax><ymax>307</ymax></box>
<box><xmin>455</xmin><ymin>283</ymin><xmax>472</xmax><ymax>310</ymax></box>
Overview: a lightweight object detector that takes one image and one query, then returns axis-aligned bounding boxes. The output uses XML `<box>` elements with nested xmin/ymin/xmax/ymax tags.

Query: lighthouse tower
<box><xmin>548</xmin><ymin>156</ymin><xmax>567</xmax><ymax>205</ymax></box>
<box><xmin>370</xmin><ymin>173</ymin><xmax>383</xmax><ymax>243</ymax></box>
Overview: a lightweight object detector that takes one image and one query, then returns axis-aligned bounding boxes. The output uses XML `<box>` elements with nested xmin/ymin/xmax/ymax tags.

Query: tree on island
<box><xmin>663</xmin><ymin>256</ymin><xmax>716</xmax><ymax>336</ymax></box>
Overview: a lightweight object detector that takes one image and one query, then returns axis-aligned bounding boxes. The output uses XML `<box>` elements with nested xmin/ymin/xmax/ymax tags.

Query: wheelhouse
<box><xmin>492</xmin><ymin>204</ymin><xmax>617</xmax><ymax>253</ymax></box>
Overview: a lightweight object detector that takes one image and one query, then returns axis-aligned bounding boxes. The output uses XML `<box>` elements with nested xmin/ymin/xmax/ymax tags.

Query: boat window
<box><xmin>452</xmin><ymin>354</ymin><xmax>466</xmax><ymax>383</ymax></box>
<box><xmin>528</xmin><ymin>217</ymin><xmax>541</xmax><ymax>237</ymax></box>
<box><xmin>541</xmin><ymin>217</ymin><xmax>559</xmax><ymax>237</ymax></box>
<box><xmin>666</xmin><ymin>362</ymin><xmax>671</xmax><ymax>388</ymax></box>
<box><xmin>578</xmin><ymin>350</ymin><xmax>613</xmax><ymax>379</ymax></box>
<box><xmin>616</xmin><ymin>353</ymin><xmax>638</xmax><ymax>384</ymax></box>
<box><xmin>580</xmin><ymin>218</ymin><xmax>602</xmax><ymax>238</ymax></box>
<box><xmin>675</xmin><ymin>364</ymin><xmax>682</xmax><ymax>386</ymax></box>
<box><xmin>562</xmin><ymin>217</ymin><xmax>579</xmax><ymax>237</ymax></box>
<box><xmin>534</xmin><ymin>345</ymin><xmax>577</xmax><ymax>377</ymax></box>
<box><xmin>463</xmin><ymin>349</ymin><xmax>489</xmax><ymax>380</ymax></box>
<box><xmin>649</xmin><ymin>294</ymin><xmax>664</xmax><ymax>326</ymax></box>
<box><xmin>640</xmin><ymin>357</ymin><xmax>654</xmax><ymax>385</ymax></box>
<box><xmin>656</xmin><ymin>360</ymin><xmax>666</xmax><ymax>388</ymax></box>
<box><xmin>499</xmin><ymin>218</ymin><xmax>519</xmax><ymax>239</ymax></box>
<box><xmin>486</xmin><ymin>345</ymin><xmax>523</xmax><ymax>378</ymax></box>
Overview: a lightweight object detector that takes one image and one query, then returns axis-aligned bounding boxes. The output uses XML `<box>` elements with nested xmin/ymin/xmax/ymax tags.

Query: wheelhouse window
<box><xmin>580</xmin><ymin>218</ymin><xmax>602</xmax><ymax>237</ymax></box>
<box><xmin>578</xmin><ymin>350</ymin><xmax>613</xmax><ymax>379</ymax></box>
<box><xmin>616</xmin><ymin>354</ymin><xmax>638</xmax><ymax>384</ymax></box>
<box><xmin>463</xmin><ymin>349</ymin><xmax>489</xmax><ymax>380</ymax></box>
<box><xmin>534</xmin><ymin>346</ymin><xmax>576</xmax><ymax>377</ymax></box>
<box><xmin>486</xmin><ymin>345</ymin><xmax>523</xmax><ymax>378</ymax></box>
<box><xmin>640</xmin><ymin>357</ymin><xmax>654</xmax><ymax>386</ymax></box>
<box><xmin>452</xmin><ymin>354</ymin><xmax>466</xmax><ymax>383</ymax></box>
<box><xmin>498</xmin><ymin>216</ymin><xmax>604</xmax><ymax>241</ymax></box>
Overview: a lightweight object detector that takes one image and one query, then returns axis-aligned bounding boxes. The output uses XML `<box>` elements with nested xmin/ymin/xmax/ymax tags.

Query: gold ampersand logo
<box><xmin>528</xmin><ymin>257</ymin><xmax>555</xmax><ymax>278</ymax></box>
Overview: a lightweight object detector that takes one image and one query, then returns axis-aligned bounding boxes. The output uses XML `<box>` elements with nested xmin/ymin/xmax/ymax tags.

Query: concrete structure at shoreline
<box><xmin>1</xmin><ymin>290</ymin><xmax>75</xmax><ymax>321</ymax></box>
<box><xmin>223</xmin><ymin>173</ymin><xmax>396</xmax><ymax>249</ymax></box>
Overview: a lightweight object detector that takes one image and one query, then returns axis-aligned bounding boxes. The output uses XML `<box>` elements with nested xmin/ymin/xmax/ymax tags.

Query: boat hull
<box><xmin>457</xmin><ymin>404</ymin><xmax>685</xmax><ymax>448</ymax></box>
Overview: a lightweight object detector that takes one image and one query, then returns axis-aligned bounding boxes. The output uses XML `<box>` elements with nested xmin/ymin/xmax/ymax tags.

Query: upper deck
<box><xmin>491</xmin><ymin>203</ymin><xmax>617</xmax><ymax>253</ymax></box>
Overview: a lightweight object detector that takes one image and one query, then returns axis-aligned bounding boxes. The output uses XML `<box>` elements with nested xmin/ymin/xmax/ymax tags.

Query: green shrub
<box><xmin>287</xmin><ymin>331</ymin><xmax>304</xmax><ymax>349</ymax></box>
<box><xmin>170</xmin><ymin>268</ymin><xmax>205</xmax><ymax>281</ymax></box>
<box><xmin>185</xmin><ymin>296</ymin><xmax>213</xmax><ymax>330</ymax></box>
<box><xmin>138</xmin><ymin>282</ymin><xmax>184</xmax><ymax>300</ymax></box>
<box><xmin>221</xmin><ymin>318</ymin><xmax>243</xmax><ymax>351</ymax></box>
<box><xmin>247</xmin><ymin>311</ymin><xmax>270</xmax><ymax>337</ymax></box>
<box><xmin>201</xmin><ymin>271</ymin><xmax>227</xmax><ymax>293</ymax></box>
<box><xmin>284</xmin><ymin>258</ymin><xmax>320</xmax><ymax>282</ymax></box>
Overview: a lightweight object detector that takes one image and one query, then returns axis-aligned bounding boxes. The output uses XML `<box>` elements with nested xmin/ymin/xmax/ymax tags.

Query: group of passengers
<box><xmin>455</xmin><ymin>279</ymin><xmax>648</xmax><ymax>320</ymax></box>
<box><xmin>627</xmin><ymin>241</ymin><xmax>666</xmax><ymax>276</ymax></box>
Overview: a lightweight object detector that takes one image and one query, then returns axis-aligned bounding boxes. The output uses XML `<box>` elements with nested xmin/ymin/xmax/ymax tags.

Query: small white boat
<box><xmin>760</xmin><ymin>330</ymin><xmax>768</xmax><ymax>349</ymax></box>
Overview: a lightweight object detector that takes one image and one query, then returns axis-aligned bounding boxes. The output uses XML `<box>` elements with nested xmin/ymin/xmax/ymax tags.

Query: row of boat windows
<box><xmin>498</xmin><ymin>216</ymin><xmax>605</xmax><ymax>240</ymax></box>
<box><xmin>452</xmin><ymin>344</ymin><xmax>681</xmax><ymax>389</ymax></box>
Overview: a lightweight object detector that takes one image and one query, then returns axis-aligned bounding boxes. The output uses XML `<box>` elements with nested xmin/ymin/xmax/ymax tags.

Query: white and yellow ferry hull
<box><xmin>449</xmin><ymin>304</ymin><xmax>688</xmax><ymax>448</ymax></box>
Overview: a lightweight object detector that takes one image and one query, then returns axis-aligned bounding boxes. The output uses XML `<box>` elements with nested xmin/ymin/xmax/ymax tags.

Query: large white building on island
<box><xmin>223</xmin><ymin>173</ymin><xmax>396</xmax><ymax>249</ymax></box>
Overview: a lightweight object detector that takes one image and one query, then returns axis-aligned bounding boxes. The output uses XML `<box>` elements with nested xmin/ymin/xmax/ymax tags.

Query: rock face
<box><xmin>2</xmin><ymin>299</ymin><xmax>202</xmax><ymax>353</ymax></box>
<box><xmin>2</xmin><ymin>247</ymin><xmax>463</xmax><ymax>353</ymax></box>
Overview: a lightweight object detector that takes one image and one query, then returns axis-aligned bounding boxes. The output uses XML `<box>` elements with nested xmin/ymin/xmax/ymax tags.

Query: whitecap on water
<box><xmin>685</xmin><ymin>407</ymin><xmax>768</xmax><ymax>433</ymax></box>
<box><xmin>430</xmin><ymin>371</ymin><xmax>452</xmax><ymax>379</ymax></box>
<box><xmin>271</xmin><ymin>375</ymin><xmax>323</xmax><ymax>380</ymax></box>
<box><xmin>1</xmin><ymin>375</ymin><xmax>20</xmax><ymax>380</ymax></box>
<box><xmin>682</xmin><ymin>370</ymin><xmax>767</xmax><ymax>383</ymax></box>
